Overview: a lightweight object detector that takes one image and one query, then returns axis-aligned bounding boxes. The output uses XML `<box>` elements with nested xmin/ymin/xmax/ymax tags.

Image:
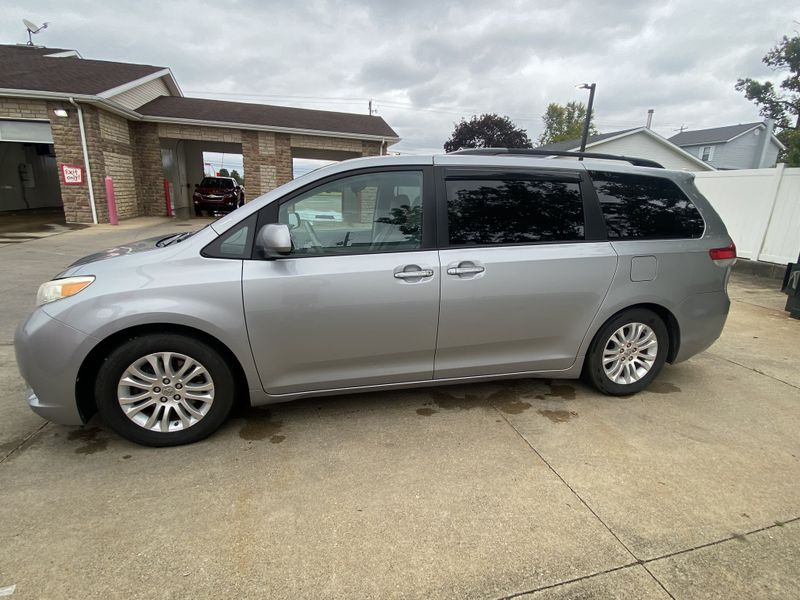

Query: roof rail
<box><xmin>448</xmin><ymin>148</ymin><xmax>664</xmax><ymax>169</ymax></box>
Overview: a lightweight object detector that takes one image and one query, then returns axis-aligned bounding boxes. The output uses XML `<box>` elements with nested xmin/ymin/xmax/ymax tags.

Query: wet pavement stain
<box><xmin>648</xmin><ymin>382</ymin><xmax>682</xmax><ymax>394</ymax></box>
<box><xmin>0</xmin><ymin>435</ymin><xmax>29</xmax><ymax>456</ymax></box>
<box><xmin>488</xmin><ymin>389</ymin><xmax>532</xmax><ymax>414</ymax></box>
<box><xmin>238</xmin><ymin>408</ymin><xmax>284</xmax><ymax>443</ymax></box>
<box><xmin>122</xmin><ymin>455</ymin><xmax>132</xmax><ymax>460</ymax></box>
<box><xmin>67</xmin><ymin>427</ymin><xmax>109</xmax><ymax>454</ymax></box>
<box><xmin>545</xmin><ymin>382</ymin><xmax>577</xmax><ymax>400</ymax></box>
<box><xmin>416</xmin><ymin>407</ymin><xmax>438</xmax><ymax>416</ymax></box>
<box><xmin>731</xmin><ymin>532</ymin><xmax>749</xmax><ymax>543</ymax></box>
<box><xmin>496</xmin><ymin>399</ymin><xmax>532</xmax><ymax>414</ymax></box>
<box><xmin>538</xmin><ymin>409</ymin><xmax>578</xmax><ymax>423</ymax></box>
<box><xmin>430</xmin><ymin>390</ymin><xmax>487</xmax><ymax>411</ymax></box>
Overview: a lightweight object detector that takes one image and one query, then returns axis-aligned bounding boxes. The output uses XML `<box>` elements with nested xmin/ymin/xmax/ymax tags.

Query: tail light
<box><xmin>709</xmin><ymin>242</ymin><xmax>737</xmax><ymax>267</ymax></box>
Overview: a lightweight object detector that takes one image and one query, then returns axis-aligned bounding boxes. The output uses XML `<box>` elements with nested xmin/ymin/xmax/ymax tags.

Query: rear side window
<box><xmin>446</xmin><ymin>177</ymin><xmax>585</xmax><ymax>246</ymax></box>
<box><xmin>590</xmin><ymin>171</ymin><xmax>704</xmax><ymax>239</ymax></box>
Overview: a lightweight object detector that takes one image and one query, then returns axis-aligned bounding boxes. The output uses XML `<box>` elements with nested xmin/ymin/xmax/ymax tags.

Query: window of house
<box><xmin>700</xmin><ymin>146</ymin><xmax>714</xmax><ymax>161</ymax></box>
<box><xmin>590</xmin><ymin>171</ymin><xmax>705</xmax><ymax>240</ymax></box>
<box><xmin>278</xmin><ymin>171</ymin><xmax>423</xmax><ymax>255</ymax></box>
<box><xmin>445</xmin><ymin>176</ymin><xmax>585</xmax><ymax>246</ymax></box>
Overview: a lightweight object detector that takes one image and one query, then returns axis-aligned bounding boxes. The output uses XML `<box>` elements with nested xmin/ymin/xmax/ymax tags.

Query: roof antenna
<box><xmin>674</xmin><ymin>124</ymin><xmax>687</xmax><ymax>133</ymax></box>
<box><xmin>23</xmin><ymin>19</ymin><xmax>49</xmax><ymax>46</ymax></box>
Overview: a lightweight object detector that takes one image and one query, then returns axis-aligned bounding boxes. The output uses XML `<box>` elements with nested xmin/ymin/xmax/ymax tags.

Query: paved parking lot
<box><xmin>0</xmin><ymin>218</ymin><xmax>798</xmax><ymax>599</ymax></box>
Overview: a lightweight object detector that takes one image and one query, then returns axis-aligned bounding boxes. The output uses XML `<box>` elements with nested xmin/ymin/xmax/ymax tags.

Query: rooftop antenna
<box><xmin>674</xmin><ymin>124</ymin><xmax>687</xmax><ymax>133</ymax></box>
<box><xmin>23</xmin><ymin>19</ymin><xmax>49</xmax><ymax>46</ymax></box>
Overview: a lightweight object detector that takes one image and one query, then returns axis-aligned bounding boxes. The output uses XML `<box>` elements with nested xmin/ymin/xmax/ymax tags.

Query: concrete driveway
<box><xmin>0</xmin><ymin>219</ymin><xmax>798</xmax><ymax>599</ymax></box>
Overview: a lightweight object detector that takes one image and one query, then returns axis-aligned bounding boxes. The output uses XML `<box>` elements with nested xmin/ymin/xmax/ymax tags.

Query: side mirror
<box><xmin>258</xmin><ymin>224</ymin><xmax>292</xmax><ymax>257</ymax></box>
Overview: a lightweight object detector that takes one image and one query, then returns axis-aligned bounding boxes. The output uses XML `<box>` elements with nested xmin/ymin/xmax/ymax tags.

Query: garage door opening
<box><xmin>160</xmin><ymin>139</ymin><xmax>243</xmax><ymax>219</ymax></box>
<box><xmin>1</xmin><ymin>118</ymin><xmax>66</xmax><ymax>236</ymax></box>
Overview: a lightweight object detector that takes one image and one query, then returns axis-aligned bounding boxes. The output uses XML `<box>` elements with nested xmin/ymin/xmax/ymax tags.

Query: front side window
<box><xmin>590</xmin><ymin>171</ymin><xmax>705</xmax><ymax>239</ymax></box>
<box><xmin>278</xmin><ymin>171</ymin><xmax>423</xmax><ymax>256</ymax></box>
<box><xmin>446</xmin><ymin>177</ymin><xmax>585</xmax><ymax>246</ymax></box>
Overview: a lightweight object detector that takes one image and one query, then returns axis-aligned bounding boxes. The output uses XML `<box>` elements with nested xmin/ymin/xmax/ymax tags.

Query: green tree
<box><xmin>443</xmin><ymin>113</ymin><xmax>532</xmax><ymax>152</ymax></box>
<box><xmin>538</xmin><ymin>101</ymin><xmax>597</xmax><ymax>146</ymax></box>
<box><xmin>736</xmin><ymin>34</ymin><xmax>800</xmax><ymax>166</ymax></box>
<box><xmin>230</xmin><ymin>169</ymin><xmax>243</xmax><ymax>185</ymax></box>
<box><xmin>218</xmin><ymin>168</ymin><xmax>230</xmax><ymax>177</ymax></box>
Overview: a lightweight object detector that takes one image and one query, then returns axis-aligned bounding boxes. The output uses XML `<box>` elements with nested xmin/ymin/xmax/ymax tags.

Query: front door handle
<box><xmin>394</xmin><ymin>269</ymin><xmax>434</xmax><ymax>279</ymax></box>
<box><xmin>447</xmin><ymin>266</ymin><xmax>485</xmax><ymax>276</ymax></box>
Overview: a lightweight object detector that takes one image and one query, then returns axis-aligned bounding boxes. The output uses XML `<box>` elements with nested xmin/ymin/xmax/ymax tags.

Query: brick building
<box><xmin>0</xmin><ymin>44</ymin><xmax>399</xmax><ymax>223</ymax></box>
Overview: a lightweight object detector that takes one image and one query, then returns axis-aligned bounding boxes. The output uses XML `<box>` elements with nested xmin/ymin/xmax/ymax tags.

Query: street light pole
<box><xmin>578</xmin><ymin>83</ymin><xmax>596</xmax><ymax>152</ymax></box>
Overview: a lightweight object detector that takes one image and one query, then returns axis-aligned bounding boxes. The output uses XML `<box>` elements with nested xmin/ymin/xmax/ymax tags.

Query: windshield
<box><xmin>200</xmin><ymin>177</ymin><xmax>235</xmax><ymax>189</ymax></box>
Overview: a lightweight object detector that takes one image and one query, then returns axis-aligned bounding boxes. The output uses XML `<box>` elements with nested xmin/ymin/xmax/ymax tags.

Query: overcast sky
<box><xmin>3</xmin><ymin>0</ymin><xmax>798</xmax><ymax>157</ymax></box>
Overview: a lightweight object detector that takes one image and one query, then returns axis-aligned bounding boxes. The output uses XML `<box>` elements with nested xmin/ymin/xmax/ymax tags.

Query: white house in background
<box><xmin>668</xmin><ymin>121</ymin><xmax>785</xmax><ymax>170</ymax></box>
<box><xmin>537</xmin><ymin>127</ymin><xmax>714</xmax><ymax>171</ymax></box>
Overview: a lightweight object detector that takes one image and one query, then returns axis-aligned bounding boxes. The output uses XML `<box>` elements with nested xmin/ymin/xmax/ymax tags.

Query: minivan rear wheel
<box><xmin>584</xmin><ymin>308</ymin><xmax>668</xmax><ymax>395</ymax></box>
<box><xmin>95</xmin><ymin>334</ymin><xmax>235</xmax><ymax>446</ymax></box>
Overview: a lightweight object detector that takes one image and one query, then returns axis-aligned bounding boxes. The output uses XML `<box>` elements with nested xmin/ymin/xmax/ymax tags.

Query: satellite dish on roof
<box><xmin>23</xmin><ymin>19</ymin><xmax>49</xmax><ymax>46</ymax></box>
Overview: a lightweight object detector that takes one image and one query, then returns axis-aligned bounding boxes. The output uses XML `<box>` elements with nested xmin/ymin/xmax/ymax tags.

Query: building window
<box><xmin>700</xmin><ymin>146</ymin><xmax>714</xmax><ymax>161</ymax></box>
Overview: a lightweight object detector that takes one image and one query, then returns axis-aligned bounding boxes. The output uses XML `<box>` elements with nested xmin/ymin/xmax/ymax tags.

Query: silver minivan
<box><xmin>15</xmin><ymin>150</ymin><xmax>736</xmax><ymax>446</ymax></box>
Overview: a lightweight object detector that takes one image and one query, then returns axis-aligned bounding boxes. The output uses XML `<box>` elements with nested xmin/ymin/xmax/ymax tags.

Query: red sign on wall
<box><xmin>60</xmin><ymin>164</ymin><xmax>84</xmax><ymax>185</ymax></box>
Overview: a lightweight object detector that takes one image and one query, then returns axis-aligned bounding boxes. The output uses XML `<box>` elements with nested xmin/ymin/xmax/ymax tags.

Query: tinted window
<box><xmin>278</xmin><ymin>171</ymin><xmax>423</xmax><ymax>256</ymax></box>
<box><xmin>446</xmin><ymin>178</ymin><xmax>585</xmax><ymax>246</ymax></box>
<box><xmin>201</xmin><ymin>177</ymin><xmax>235</xmax><ymax>189</ymax></box>
<box><xmin>590</xmin><ymin>171</ymin><xmax>705</xmax><ymax>239</ymax></box>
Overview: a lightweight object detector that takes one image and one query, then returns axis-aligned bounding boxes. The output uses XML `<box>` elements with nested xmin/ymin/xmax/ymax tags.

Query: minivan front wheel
<box><xmin>95</xmin><ymin>334</ymin><xmax>235</xmax><ymax>446</ymax></box>
<box><xmin>585</xmin><ymin>308</ymin><xmax>668</xmax><ymax>395</ymax></box>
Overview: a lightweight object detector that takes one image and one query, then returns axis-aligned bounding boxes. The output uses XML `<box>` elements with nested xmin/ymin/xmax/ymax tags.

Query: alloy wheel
<box><xmin>116</xmin><ymin>352</ymin><xmax>215</xmax><ymax>433</ymax></box>
<box><xmin>602</xmin><ymin>322</ymin><xmax>659</xmax><ymax>385</ymax></box>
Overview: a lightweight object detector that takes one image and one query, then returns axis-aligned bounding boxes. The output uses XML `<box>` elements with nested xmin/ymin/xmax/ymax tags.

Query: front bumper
<box><xmin>193</xmin><ymin>198</ymin><xmax>238</xmax><ymax>213</ymax></box>
<box><xmin>14</xmin><ymin>309</ymin><xmax>98</xmax><ymax>425</ymax></box>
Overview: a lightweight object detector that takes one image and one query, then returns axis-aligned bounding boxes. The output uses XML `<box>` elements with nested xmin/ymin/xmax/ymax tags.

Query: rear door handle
<box><xmin>394</xmin><ymin>269</ymin><xmax>434</xmax><ymax>279</ymax></box>
<box><xmin>447</xmin><ymin>266</ymin><xmax>485</xmax><ymax>276</ymax></box>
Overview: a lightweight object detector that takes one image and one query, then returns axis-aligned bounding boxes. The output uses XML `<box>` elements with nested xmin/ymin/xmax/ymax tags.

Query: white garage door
<box><xmin>0</xmin><ymin>120</ymin><xmax>53</xmax><ymax>144</ymax></box>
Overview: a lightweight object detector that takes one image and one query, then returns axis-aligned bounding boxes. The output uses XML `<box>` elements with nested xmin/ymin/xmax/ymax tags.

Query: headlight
<box><xmin>36</xmin><ymin>276</ymin><xmax>95</xmax><ymax>306</ymax></box>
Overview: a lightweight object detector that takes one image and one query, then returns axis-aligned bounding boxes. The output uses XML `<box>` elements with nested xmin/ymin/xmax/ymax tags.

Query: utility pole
<box><xmin>577</xmin><ymin>83</ymin><xmax>596</xmax><ymax>152</ymax></box>
<box><xmin>368</xmin><ymin>99</ymin><xmax>373</xmax><ymax>116</ymax></box>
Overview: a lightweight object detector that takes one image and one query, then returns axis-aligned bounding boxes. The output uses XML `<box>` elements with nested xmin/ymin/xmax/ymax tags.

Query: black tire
<box><xmin>194</xmin><ymin>209</ymin><xmax>203</xmax><ymax>217</ymax></box>
<box><xmin>95</xmin><ymin>333</ymin><xmax>235</xmax><ymax>446</ymax></box>
<box><xmin>584</xmin><ymin>308</ymin><xmax>669</xmax><ymax>396</ymax></box>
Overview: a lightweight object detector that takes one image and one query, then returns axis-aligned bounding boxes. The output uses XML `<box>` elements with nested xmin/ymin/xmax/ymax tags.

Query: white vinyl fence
<box><xmin>694</xmin><ymin>164</ymin><xmax>800</xmax><ymax>265</ymax></box>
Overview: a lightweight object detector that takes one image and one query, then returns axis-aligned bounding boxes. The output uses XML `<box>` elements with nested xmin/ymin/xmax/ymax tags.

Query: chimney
<box><xmin>646</xmin><ymin>109</ymin><xmax>654</xmax><ymax>129</ymax></box>
<box><xmin>756</xmin><ymin>118</ymin><xmax>775</xmax><ymax>168</ymax></box>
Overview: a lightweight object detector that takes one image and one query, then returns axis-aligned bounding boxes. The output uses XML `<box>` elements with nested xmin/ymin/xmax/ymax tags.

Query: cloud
<box><xmin>3</xmin><ymin>0</ymin><xmax>799</xmax><ymax>152</ymax></box>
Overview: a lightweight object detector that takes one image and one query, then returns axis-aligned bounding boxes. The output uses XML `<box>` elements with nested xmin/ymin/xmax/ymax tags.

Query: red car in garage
<box><xmin>192</xmin><ymin>177</ymin><xmax>245</xmax><ymax>216</ymax></box>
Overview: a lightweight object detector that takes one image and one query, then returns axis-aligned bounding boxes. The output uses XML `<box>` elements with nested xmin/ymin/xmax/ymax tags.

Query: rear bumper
<box><xmin>14</xmin><ymin>309</ymin><xmax>97</xmax><ymax>425</ymax></box>
<box><xmin>673</xmin><ymin>290</ymin><xmax>730</xmax><ymax>362</ymax></box>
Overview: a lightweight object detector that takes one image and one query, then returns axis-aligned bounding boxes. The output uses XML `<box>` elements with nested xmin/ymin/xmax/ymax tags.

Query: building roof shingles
<box><xmin>0</xmin><ymin>44</ymin><xmax>165</xmax><ymax>95</ymax></box>
<box><xmin>668</xmin><ymin>123</ymin><xmax>763</xmax><ymax>146</ymax></box>
<box><xmin>137</xmin><ymin>96</ymin><xmax>398</xmax><ymax>138</ymax></box>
